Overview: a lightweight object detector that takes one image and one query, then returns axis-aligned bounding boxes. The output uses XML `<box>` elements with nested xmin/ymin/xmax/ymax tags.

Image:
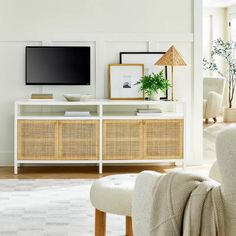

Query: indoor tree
<box><xmin>203</xmin><ymin>38</ymin><xmax>236</xmax><ymax>108</ymax></box>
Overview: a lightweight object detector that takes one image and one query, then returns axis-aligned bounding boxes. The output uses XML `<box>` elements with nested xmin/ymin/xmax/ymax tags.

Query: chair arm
<box><xmin>209</xmin><ymin>161</ymin><xmax>222</xmax><ymax>183</ymax></box>
<box><xmin>204</xmin><ymin>91</ymin><xmax>223</xmax><ymax>118</ymax></box>
<box><xmin>132</xmin><ymin>171</ymin><xmax>162</xmax><ymax>236</ymax></box>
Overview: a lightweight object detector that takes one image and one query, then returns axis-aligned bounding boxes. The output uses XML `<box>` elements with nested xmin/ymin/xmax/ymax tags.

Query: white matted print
<box><xmin>109</xmin><ymin>64</ymin><xmax>144</xmax><ymax>100</ymax></box>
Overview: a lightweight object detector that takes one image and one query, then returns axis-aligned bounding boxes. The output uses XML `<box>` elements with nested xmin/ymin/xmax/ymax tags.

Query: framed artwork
<box><xmin>109</xmin><ymin>64</ymin><xmax>144</xmax><ymax>100</ymax></box>
<box><xmin>120</xmin><ymin>52</ymin><xmax>168</xmax><ymax>99</ymax></box>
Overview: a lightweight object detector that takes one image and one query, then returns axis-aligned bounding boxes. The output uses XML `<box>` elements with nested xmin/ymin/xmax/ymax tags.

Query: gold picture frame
<box><xmin>108</xmin><ymin>64</ymin><xmax>144</xmax><ymax>100</ymax></box>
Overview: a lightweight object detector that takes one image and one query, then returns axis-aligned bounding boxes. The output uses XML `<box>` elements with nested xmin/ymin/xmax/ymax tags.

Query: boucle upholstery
<box><xmin>216</xmin><ymin>126</ymin><xmax>236</xmax><ymax>235</ymax></box>
<box><xmin>132</xmin><ymin>126</ymin><xmax>236</xmax><ymax>235</ymax></box>
<box><xmin>209</xmin><ymin>161</ymin><xmax>222</xmax><ymax>183</ymax></box>
<box><xmin>203</xmin><ymin>77</ymin><xmax>225</xmax><ymax>119</ymax></box>
<box><xmin>132</xmin><ymin>171</ymin><xmax>161</xmax><ymax>235</ymax></box>
<box><xmin>90</xmin><ymin>174</ymin><xmax>136</xmax><ymax>216</ymax></box>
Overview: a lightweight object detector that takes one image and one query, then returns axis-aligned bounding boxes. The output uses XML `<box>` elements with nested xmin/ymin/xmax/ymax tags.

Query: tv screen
<box><xmin>26</xmin><ymin>46</ymin><xmax>90</xmax><ymax>85</ymax></box>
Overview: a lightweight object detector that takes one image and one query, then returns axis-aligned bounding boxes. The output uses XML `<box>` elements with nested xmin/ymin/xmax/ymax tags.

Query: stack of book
<box><xmin>31</xmin><ymin>94</ymin><xmax>54</xmax><ymax>99</ymax></box>
<box><xmin>64</xmin><ymin>111</ymin><xmax>91</xmax><ymax>117</ymax></box>
<box><xmin>136</xmin><ymin>108</ymin><xmax>162</xmax><ymax>116</ymax></box>
<box><xmin>30</xmin><ymin>94</ymin><xmax>54</xmax><ymax>101</ymax></box>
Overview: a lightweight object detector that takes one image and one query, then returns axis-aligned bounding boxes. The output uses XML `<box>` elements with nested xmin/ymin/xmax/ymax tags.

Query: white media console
<box><xmin>14</xmin><ymin>99</ymin><xmax>186</xmax><ymax>174</ymax></box>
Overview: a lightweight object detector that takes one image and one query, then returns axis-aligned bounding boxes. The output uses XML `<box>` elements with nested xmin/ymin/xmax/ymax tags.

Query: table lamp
<box><xmin>155</xmin><ymin>45</ymin><xmax>187</xmax><ymax>101</ymax></box>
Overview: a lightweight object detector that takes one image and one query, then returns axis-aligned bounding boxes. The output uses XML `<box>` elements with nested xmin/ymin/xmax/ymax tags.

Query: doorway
<box><xmin>202</xmin><ymin>1</ymin><xmax>236</xmax><ymax>167</ymax></box>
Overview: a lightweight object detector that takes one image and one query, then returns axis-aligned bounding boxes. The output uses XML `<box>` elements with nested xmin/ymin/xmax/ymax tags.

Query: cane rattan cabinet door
<box><xmin>143</xmin><ymin>119</ymin><xmax>184</xmax><ymax>160</ymax></box>
<box><xmin>103</xmin><ymin>120</ymin><xmax>143</xmax><ymax>160</ymax></box>
<box><xmin>17</xmin><ymin>120</ymin><xmax>58</xmax><ymax>160</ymax></box>
<box><xmin>58</xmin><ymin>121</ymin><xmax>99</xmax><ymax>160</ymax></box>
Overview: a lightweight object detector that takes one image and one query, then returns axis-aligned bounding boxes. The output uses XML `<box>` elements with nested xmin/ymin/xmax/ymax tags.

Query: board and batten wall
<box><xmin>228</xmin><ymin>4</ymin><xmax>236</xmax><ymax>108</ymax></box>
<box><xmin>0</xmin><ymin>0</ymin><xmax>202</xmax><ymax>166</ymax></box>
<box><xmin>203</xmin><ymin>7</ymin><xmax>228</xmax><ymax>109</ymax></box>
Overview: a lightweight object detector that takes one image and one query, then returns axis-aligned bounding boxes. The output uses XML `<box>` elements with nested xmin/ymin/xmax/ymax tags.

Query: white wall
<box><xmin>227</xmin><ymin>4</ymin><xmax>236</xmax><ymax>107</ymax></box>
<box><xmin>203</xmin><ymin>7</ymin><xmax>228</xmax><ymax>109</ymax></box>
<box><xmin>227</xmin><ymin>4</ymin><xmax>236</xmax><ymax>39</ymax></box>
<box><xmin>203</xmin><ymin>7</ymin><xmax>227</xmax><ymax>74</ymax></box>
<box><xmin>0</xmin><ymin>0</ymin><xmax>192</xmax><ymax>38</ymax></box>
<box><xmin>0</xmin><ymin>0</ymin><xmax>199</xmax><ymax>166</ymax></box>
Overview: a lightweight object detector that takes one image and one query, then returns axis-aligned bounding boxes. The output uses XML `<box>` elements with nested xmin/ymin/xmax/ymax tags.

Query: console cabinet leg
<box><xmin>99</xmin><ymin>163</ymin><xmax>103</xmax><ymax>174</ymax></box>
<box><xmin>14</xmin><ymin>163</ymin><xmax>18</xmax><ymax>175</ymax></box>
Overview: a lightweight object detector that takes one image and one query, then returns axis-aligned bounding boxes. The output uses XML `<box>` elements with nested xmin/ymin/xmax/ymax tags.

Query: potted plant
<box><xmin>135</xmin><ymin>70</ymin><xmax>171</xmax><ymax>100</ymax></box>
<box><xmin>203</xmin><ymin>38</ymin><xmax>236</xmax><ymax>122</ymax></box>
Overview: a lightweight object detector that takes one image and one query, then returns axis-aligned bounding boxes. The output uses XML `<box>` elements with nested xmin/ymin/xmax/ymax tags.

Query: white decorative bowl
<box><xmin>80</xmin><ymin>94</ymin><xmax>93</xmax><ymax>101</ymax></box>
<box><xmin>64</xmin><ymin>94</ymin><xmax>92</xmax><ymax>102</ymax></box>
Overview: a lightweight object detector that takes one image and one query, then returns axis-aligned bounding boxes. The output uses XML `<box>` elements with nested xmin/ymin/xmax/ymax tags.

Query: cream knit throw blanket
<box><xmin>150</xmin><ymin>172</ymin><xmax>225</xmax><ymax>236</ymax></box>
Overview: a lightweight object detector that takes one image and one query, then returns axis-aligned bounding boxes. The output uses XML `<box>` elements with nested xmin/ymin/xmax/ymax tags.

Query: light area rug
<box><xmin>0</xmin><ymin>179</ymin><xmax>125</xmax><ymax>236</ymax></box>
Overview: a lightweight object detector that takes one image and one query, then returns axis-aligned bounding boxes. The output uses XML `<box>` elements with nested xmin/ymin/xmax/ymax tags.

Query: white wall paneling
<box><xmin>0</xmin><ymin>41</ymin><xmax>42</xmax><ymax>166</ymax></box>
<box><xmin>193</xmin><ymin>0</ymin><xmax>203</xmax><ymax>165</ymax></box>
<box><xmin>95</xmin><ymin>38</ymin><xmax>106</xmax><ymax>98</ymax></box>
<box><xmin>0</xmin><ymin>34</ymin><xmax>195</xmax><ymax>166</ymax></box>
<box><xmin>0</xmin><ymin>0</ymin><xmax>200</xmax><ymax>167</ymax></box>
<box><xmin>103</xmin><ymin>41</ymin><xmax>148</xmax><ymax>98</ymax></box>
<box><xmin>0</xmin><ymin>0</ymin><xmax>192</xmax><ymax>40</ymax></box>
<box><xmin>228</xmin><ymin>4</ymin><xmax>236</xmax><ymax>107</ymax></box>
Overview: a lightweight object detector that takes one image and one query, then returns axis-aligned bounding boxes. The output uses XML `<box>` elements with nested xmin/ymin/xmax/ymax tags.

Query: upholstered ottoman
<box><xmin>90</xmin><ymin>174</ymin><xmax>137</xmax><ymax>236</ymax></box>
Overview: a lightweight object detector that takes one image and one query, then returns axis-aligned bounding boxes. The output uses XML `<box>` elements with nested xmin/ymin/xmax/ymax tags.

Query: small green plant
<box><xmin>135</xmin><ymin>70</ymin><xmax>171</xmax><ymax>98</ymax></box>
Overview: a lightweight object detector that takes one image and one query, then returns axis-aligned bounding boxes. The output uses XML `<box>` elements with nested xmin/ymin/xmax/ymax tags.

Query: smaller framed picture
<box><xmin>109</xmin><ymin>64</ymin><xmax>144</xmax><ymax>100</ymax></box>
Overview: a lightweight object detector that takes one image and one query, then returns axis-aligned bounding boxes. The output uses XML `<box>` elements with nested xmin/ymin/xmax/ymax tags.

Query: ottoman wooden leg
<box><xmin>95</xmin><ymin>209</ymin><xmax>106</xmax><ymax>236</ymax></box>
<box><xmin>126</xmin><ymin>216</ymin><xmax>133</xmax><ymax>236</ymax></box>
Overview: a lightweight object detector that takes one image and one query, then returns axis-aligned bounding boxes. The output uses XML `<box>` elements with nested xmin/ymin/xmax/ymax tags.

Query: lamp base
<box><xmin>162</xmin><ymin>99</ymin><xmax>178</xmax><ymax>102</ymax></box>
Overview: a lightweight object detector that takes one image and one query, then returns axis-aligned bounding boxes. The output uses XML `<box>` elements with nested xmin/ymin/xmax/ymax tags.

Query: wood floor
<box><xmin>0</xmin><ymin>165</ymin><xmax>172</xmax><ymax>179</ymax></box>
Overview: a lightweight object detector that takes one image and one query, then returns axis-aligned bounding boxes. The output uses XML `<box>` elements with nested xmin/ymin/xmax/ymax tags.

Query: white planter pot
<box><xmin>149</xmin><ymin>92</ymin><xmax>160</xmax><ymax>101</ymax></box>
<box><xmin>223</xmin><ymin>108</ymin><xmax>236</xmax><ymax>122</ymax></box>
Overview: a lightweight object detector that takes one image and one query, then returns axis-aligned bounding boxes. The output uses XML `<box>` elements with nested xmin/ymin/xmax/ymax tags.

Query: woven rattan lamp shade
<box><xmin>154</xmin><ymin>45</ymin><xmax>187</xmax><ymax>100</ymax></box>
<box><xmin>154</xmin><ymin>46</ymin><xmax>187</xmax><ymax>66</ymax></box>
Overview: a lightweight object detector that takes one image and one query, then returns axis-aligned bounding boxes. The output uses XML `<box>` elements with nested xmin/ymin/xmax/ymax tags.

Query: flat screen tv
<box><xmin>26</xmin><ymin>46</ymin><xmax>90</xmax><ymax>85</ymax></box>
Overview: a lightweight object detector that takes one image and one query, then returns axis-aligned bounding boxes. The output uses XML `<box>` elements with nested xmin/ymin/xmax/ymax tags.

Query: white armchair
<box><xmin>132</xmin><ymin>127</ymin><xmax>236</xmax><ymax>235</ymax></box>
<box><xmin>203</xmin><ymin>76</ymin><xmax>225</xmax><ymax>123</ymax></box>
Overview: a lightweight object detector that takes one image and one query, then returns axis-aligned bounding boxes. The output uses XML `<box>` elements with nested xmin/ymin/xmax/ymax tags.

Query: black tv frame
<box><xmin>25</xmin><ymin>46</ymin><xmax>91</xmax><ymax>85</ymax></box>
